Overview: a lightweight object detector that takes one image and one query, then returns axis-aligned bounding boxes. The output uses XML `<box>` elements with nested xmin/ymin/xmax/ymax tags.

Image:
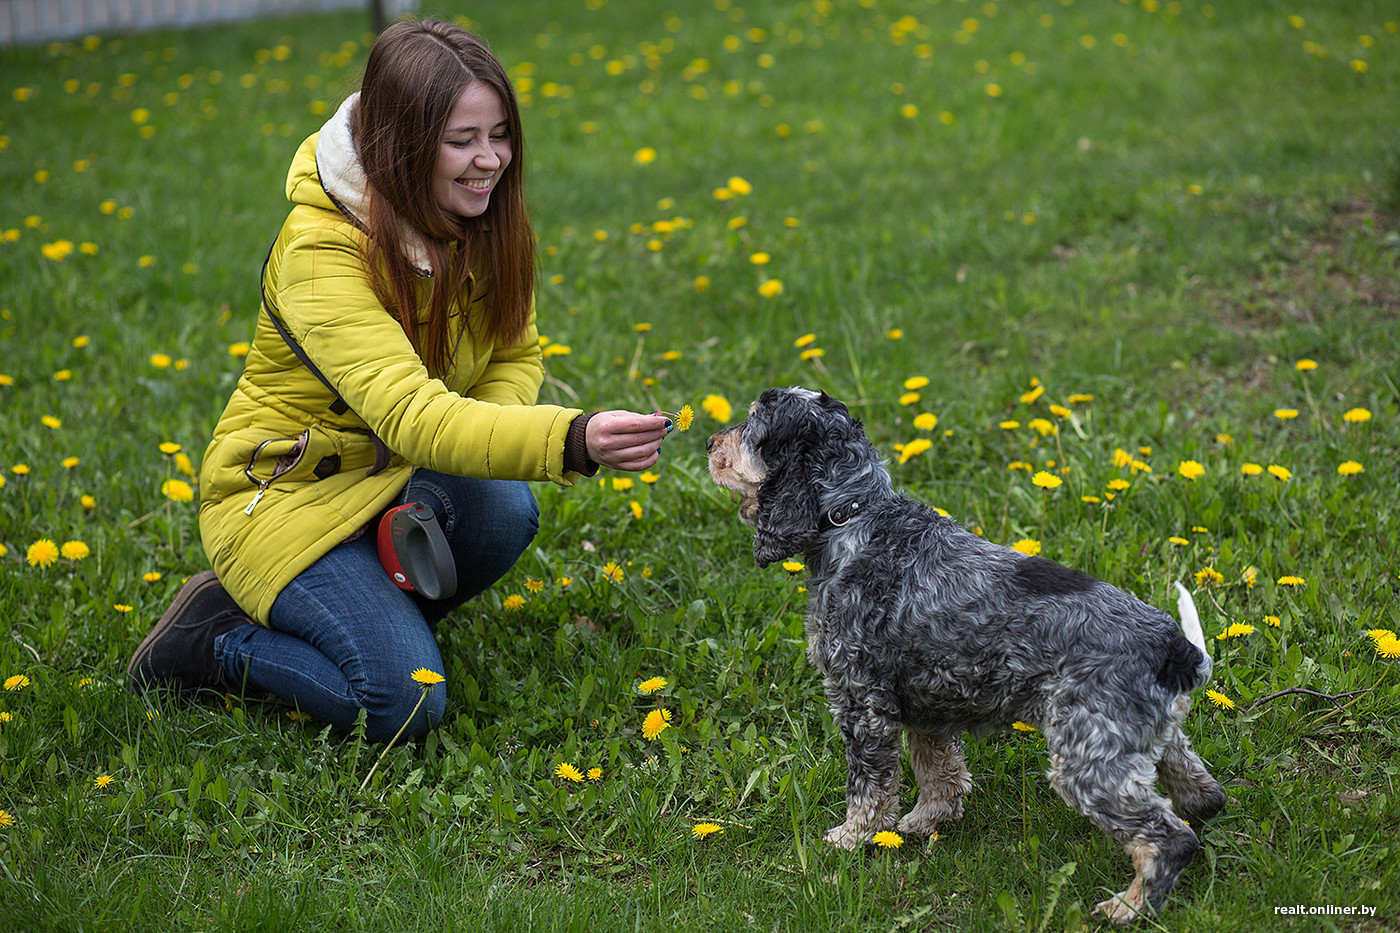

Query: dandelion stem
<box><xmin>358</xmin><ymin>686</ymin><xmax>429</xmax><ymax>793</ymax></box>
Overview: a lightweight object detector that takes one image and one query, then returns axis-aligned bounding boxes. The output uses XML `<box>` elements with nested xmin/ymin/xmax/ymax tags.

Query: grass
<box><xmin>2</xmin><ymin>0</ymin><xmax>1399</xmax><ymax>929</ymax></box>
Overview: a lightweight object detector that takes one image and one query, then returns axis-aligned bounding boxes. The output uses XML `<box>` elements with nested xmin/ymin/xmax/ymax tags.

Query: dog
<box><xmin>706</xmin><ymin>387</ymin><xmax>1225</xmax><ymax>923</ymax></box>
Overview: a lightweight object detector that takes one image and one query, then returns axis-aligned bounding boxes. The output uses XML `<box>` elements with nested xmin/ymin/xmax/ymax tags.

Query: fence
<box><xmin>1</xmin><ymin>0</ymin><xmax>417</xmax><ymax>45</ymax></box>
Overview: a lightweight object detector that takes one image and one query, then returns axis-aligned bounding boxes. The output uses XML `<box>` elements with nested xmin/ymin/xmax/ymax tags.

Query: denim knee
<box><xmin>360</xmin><ymin>670</ymin><xmax>447</xmax><ymax>743</ymax></box>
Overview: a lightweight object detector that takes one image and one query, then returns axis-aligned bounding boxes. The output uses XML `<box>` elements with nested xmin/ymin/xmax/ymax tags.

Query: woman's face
<box><xmin>432</xmin><ymin>81</ymin><xmax>512</xmax><ymax>219</ymax></box>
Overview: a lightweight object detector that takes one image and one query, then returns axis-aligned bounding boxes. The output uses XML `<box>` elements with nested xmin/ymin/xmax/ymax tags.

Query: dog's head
<box><xmin>707</xmin><ymin>387</ymin><xmax>891</xmax><ymax>567</ymax></box>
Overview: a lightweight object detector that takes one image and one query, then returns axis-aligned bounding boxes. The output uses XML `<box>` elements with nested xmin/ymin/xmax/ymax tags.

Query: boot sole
<box><xmin>126</xmin><ymin>569</ymin><xmax>222</xmax><ymax>690</ymax></box>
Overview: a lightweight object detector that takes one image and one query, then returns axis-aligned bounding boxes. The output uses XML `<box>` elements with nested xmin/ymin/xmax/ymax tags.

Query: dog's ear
<box><xmin>752</xmin><ymin>431</ymin><xmax>820</xmax><ymax>567</ymax></box>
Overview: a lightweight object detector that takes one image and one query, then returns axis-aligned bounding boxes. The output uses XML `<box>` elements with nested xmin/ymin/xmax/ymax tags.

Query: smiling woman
<box><xmin>125</xmin><ymin>18</ymin><xmax>673</xmax><ymax>743</ymax></box>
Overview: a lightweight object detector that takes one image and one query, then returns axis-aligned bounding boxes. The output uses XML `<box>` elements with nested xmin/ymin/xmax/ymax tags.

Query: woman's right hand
<box><xmin>585</xmin><ymin>410</ymin><xmax>671</xmax><ymax>472</ymax></box>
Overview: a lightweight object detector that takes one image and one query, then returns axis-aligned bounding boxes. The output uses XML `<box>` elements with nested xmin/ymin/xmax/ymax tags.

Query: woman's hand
<box><xmin>585</xmin><ymin>411</ymin><xmax>671</xmax><ymax>472</ymax></box>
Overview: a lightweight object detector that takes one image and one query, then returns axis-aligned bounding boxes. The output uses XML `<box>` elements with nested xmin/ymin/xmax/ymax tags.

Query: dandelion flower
<box><xmin>1031</xmin><ymin>471</ymin><xmax>1063</xmax><ymax>490</ymax></box>
<box><xmin>611</xmin><ymin>477</ymin><xmax>635</xmax><ymax>492</ymax></box>
<box><xmin>41</xmin><ymin>415</ymin><xmax>61</xmax><ymax>429</ymax></box>
<box><xmin>1374</xmin><ymin>634</ymin><xmax>1400</xmax><ymax>659</ymax></box>
<box><xmin>675</xmin><ymin>405</ymin><xmax>694</xmax><ymax>431</ymax></box>
<box><xmin>1216</xmin><ymin>623</ymin><xmax>1255</xmax><ymax>640</ymax></box>
<box><xmin>1194</xmin><ymin>568</ymin><xmax>1225</xmax><ymax>587</ymax></box>
<box><xmin>913</xmin><ymin>413</ymin><xmax>938</xmax><ymax>431</ymax></box>
<box><xmin>1337</xmin><ymin>461</ymin><xmax>1364</xmax><ymax>476</ymax></box>
<box><xmin>524</xmin><ymin>577</ymin><xmax>544</xmax><ymax>594</ymax></box>
<box><xmin>898</xmin><ymin>438</ymin><xmax>933</xmax><ymax>464</ymax></box>
<box><xmin>114</xmin><ymin>604</ymin><xmax>132</xmax><ymax>613</ymax></box>
<box><xmin>601</xmin><ymin>561</ymin><xmax>624</xmax><ymax>584</ymax></box>
<box><xmin>1011</xmin><ymin>539</ymin><xmax>1041</xmax><ymax>556</ymax></box>
<box><xmin>692</xmin><ymin>822</ymin><xmax>724</xmax><ymax>838</ymax></box>
<box><xmin>1294</xmin><ymin>359</ymin><xmax>1318</xmax><ymax>372</ymax></box>
<box><xmin>782</xmin><ymin>560</ymin><xmax>805</xmax><ymax>574</ymax></box>
<box><xmin>502</xmin><ymin>594</ymin><xmax>526</xmax><ymax>611</ymax></box>
<box><xmin>588</xmin><ymin>767</ymin><xmax>603</xmax><ymax>780</ymax></box>
<box><xmin>1206</xmin><ymin>690</ymin><xmax>1235</xmax><ymax>710</ymax></box>
<box><xmin>60</xmin><ymin>541</ymin><xmax>90</xmax><ymax>560</ymax></box>
<box><xmin>701</xmin><ymin>395</ymin><xmax>732</xmax><ymax>423</ymax></box>
<box><xmin>162</xmin><ymin>479</ymin><xmax>194</xmax><ymax>503</ymax></box>
<box><xmin>143</xmin><ymin>572</ymin><xmax>163</xmax><ymax>583</ymax></box>
<box><xmin>1169</xmin><ymin>536</ymin><xmax>1189</xmax><ymax>546</ymax></box>
<box><xmin>904</xmin><ymin>376</ymin><xmax>930</xmax><ymax>391</ymax></box>
<box><xmin>638</xmin><ymin>676</ymin><xmax>668</xmax><ymax>695</ymax></box>
<box><xmin>1273</xmin><ymin>408</ymin><xmax>1299</xmax><ymax>421</ymax></box>
<box><xmin>1020</xmin><ymin>385</ymin><xmax>1045</xmax><ymax>404</ymax></box>
<box><xmin>4</xmin><ymin>674</ymin><xmax>30</xmax><ymax>690</ymax></box>
<box><xmin>410</xmin><ymin>668</ymin><xmax>445</xmax><ymax>686</ymax></box>
<box><xmin>633</xmin><ymin>147</ymin><xmax>657</xmax><ymax>165</ymax></box>
<box><xmin>0</xmin><ymin>810</ymin><xmax>13</xmax><ymax>827</ymax></box>
<box><xmin>758</xmin><ymin>279</ymin><xmax>783</xmax><ymax>299</ymax></box>
<box><xmin>27</xmin><ymin>539</ymin><xmax>59</xmax><ymax>568</ymax></box>
<box><xmin>1012</xmin><ymin>721</ymin><xmax>1038</xmax><ymax>732</ymax></box>
<box><xmin>158</xmin><ymin>442</ymin><xmax>182</xmax><ymax>455</ymax></box>
<box><xmin>555</xmin><ymin>762</ymin><xmax>585</xmax><ymax>783</ymax></box>
<box><xmin>899</xmin><ymin>392</ymin><xmax>920</xmax><ymax>406</ymax></box>
<box><xmin>1107</xmin><ymin>479</ymin><xmax>1131</xmax><ymax>492</ymax></box>
<box><xmin>642</xmin><ymin>708</ymin><xmax>673</xmax><ymax>740</ymax></box>
<box><xmin>887</xmin><ymin>328</ymin><xmax>903</xmax><ymax>340</ymax></box>
<box><xmin>1277</xmin><ymin>575</ymin><xmax>1305</xmax><ymax>587</ymax></box>
<box><xmin>872</xmin><ymin>831</ymin><xmax>903</xmax><ymax>848</ymax></box>
<box><xmin>1177</xmin><ymin>460</ymin><xmax>1205</xmax><ymax>481</ymax></box>
<box><xmin>999</xmin><ymin>420</ymin><xmax>1021</xmax><ymax>430</ymax></box>
<box><xmin>1241</xmin><ymin>463</ymin><xmax>1264</xmax><ymax>476</ymax></box>
<box><xmin>1342</xmin><ymin>408</ymin><xmax>1371</xmax><ymax>424</ymax></box>
<box><xmin>93</xmin><ymin>774</ymin><xmax>115</xmax><ymax>789</ymax></box>
<box><xmin>1267</xmin><ymin>465</ymin><xmax>1292</xmax><ymax>482</ymax></box>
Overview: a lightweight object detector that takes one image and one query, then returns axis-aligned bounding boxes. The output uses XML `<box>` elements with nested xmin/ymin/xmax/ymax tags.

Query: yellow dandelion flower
<box><xmin>913</xmin><ymin>413</ymin><xmax>938</xmax><ymax>431</ymax></box>
<box><xmin>27</xmin><ymin>539</ymin><xmax>59</xmax><ymax>569</ymax></box>
<box><xmin>557</xmin><ymin>576</ymin><xmax>573</xmax><ymax>589</ymax></box>
<box><xmin>675</xmin><ymin>405</ymin><xmax>694</xmax><ymax>431</ymax></box>
<box><xmin>782</xmin><ymin>560</ymin><xmax>805</xmax><ymax>574</ymax></box>
<box><xmin>898</xmin><ymin>438</ymin><xmax>932</xmax><ymax>463</ymax></box>
<box><xmin>887</xmin><ymin>328</ymin><xmax>904</xmax><ymax>340</ymax></box>
<box><xmin>758</xmin><ymin>279</ymin><xmax>784</xmax><ymax>299</ymax></box>
<box><xmin>728</xmin><ymin>176</ymin><xmax>753</xmax><ymax>195</ymax></box>
<box><xmin>93</xmin><ymin>774</ymin><xmax>115</xmax><ymax>789</ymax></box>
<box><xmin>4</xmin><ymin>674</ymin><xmax>31</xmax><ymax>691</ymax></box>
<box><xmin>1337</xmin><ymin>461</ymin><xmax>1363</xmax><ymax>476</ymax></box>
<box><xmin>410</xmin><ymin>668</ymin><xmax>445</xmax><ymax>686</ymax></box>
<box><xmin>801</xmin><ymin>347</ymin><xmax>825</xmax><ymax>361</ymax></box>
<box><xmin>1264</xmin><ymin>615</ymin><xmax>1280</xmax><ymax>627</ymax></box>
<box><xmin>555</xmin><ymin>762</ymin><xmax>585</xmax><ymax>783</ymax></box>
<box><xmin>60</xmin><ymin>541</ymin><xmax>90</xmax><ymax>560</ymax></box>
<box><xmin>1020</xmin><ymin>385</ymin><xmax>1045</xmax><ymax>404</ymax></box>
<box><xmin>525</xmin><ymin>577</ymin><xmax>544</xmax><ymax>594</ymax></box>
<box><xmin>0</xmin><ymin>810</ymin><xmax>13</xmax><ymax>827</ymax></box>
<box><xmin>1028</xmin><ymin>418</ymin><xmax>1056</xmax><ymax>437</ymax></box>
<box><xmin>633</xmin><ymin>147</ymin><xmax>657</xmax><ymax>165</ymax></box>
<box><xmin>1273</xmin><ymin>408</ymin><xmax>1299</xmax><ymax>421</ymax></box>
<box><xmin>602</xmin><ymin>561</ymin><xmax>624</xmax><ymax>584</ymax></box>
<box><xmin>143</xmin><ymin>572</ymin><xmax>163</xmax><ymax>583</ymax></box>
<box><xmin>701</xmin><ymin>395</ymin><xmax>732</xmax><ymax>423</ymax></box>
<box><xmin>149</xmin><ymin>353</ymin><xmax>172</xmax><ymax>369</ymax></box>
<box><xmin>642</xmin><ymin>708</ymin><xmax>673</xmax><ymax>740</ymax></box>
<box><xmin>162</xmin><ymin>479</ymin><xmax>194</xmax><ymax>503</ymax></box>
<box><xmin>872</xmin><ymin>831</ymin><xmax>903</xmax><ymax>848</ymax></box>
<box><xmin>1241</xmin><ymin>463</ymin><xmax>1264</xmax><ymax>476</ymax></box>
<box><xmin>1012</xmin><ymin>721</ymin><xmax>1037</xmax><ymax>732</ymax></box>
<box><xmin>1177</xmin><ymin>460</ymin><xmax>1205</xmax><ymax>481</ymax></box>
<box><xmin>899</xmin><ymin>392</ymin><xmax>920</xmax><ymax>406</ymax></box>
<box><xmin>1277</xmin><ymin>575</ymin><xmax>1305</xmax><ymax>587</ymax></box>
<box><xmin>904</xmin><ymin>376</ymin><xmax>930</xmax><ymax>391</ymax></box>
<box><xmin>82</xmin><ymin>495</ymin><xmax>96</xmax><ymax>510</ymax></box>
<box><xmin>794</xmin><ymin>333</ymin><xmax>817</xmax><ymax>348</ymax></box>
<box><xmin>114</xmin><ymin>604</ymin><xmax>132</xmax><ymax>613</ymax></box>
<box><xmin>1267</xmin><ymin>465</ymin><xmax>1292</xmax><ymax>482</ymax></box>
<box><xmin>62</xmin><ymin>457</ymin><xmax>80</xmax><ymax>469</ymax></box>
<box><xmin>41</xmin><ymin>415</ymin><xmax>61</xmax><ymax>429</ymax></box>
<box><xmin>588</xmin><ymin>767</ymin><xmax>603</xmax><ymax>780</ymax></box>
<box><xmin>638</xmin><ymin>677</ymin><xmax>668</xmax><ymax>695</ymax></box>
<box><xmin>1169</xmin><ymin>536</ymin><xmax>1189</xmax><ymax>546</ymax></box>
<box><xmin>1294</xmin><ymin>359</ymin><xmax>1318</xmax><ymax>372</ymax></box>
<box><xmin>1011</xmin><ymin>539</ymin><xmax>1041</xmax><ymax>556</ymax></box>
<box><xmin>1206</xmin><ymin>690</ymin><xmax>1235</xmax><ymax>710</ymax></box>
<box><xmin>749</xmin><ymin>252</ymin><xmax>771</xmax><ymax>265</ymax></box>
<box><xmin>640</xmin><ymin>471</ymin><xmax>661</xmax><ymax>484</ymax></box>
<box><xmin>502</xmin><ymin>594</ymin><xmax>526</xmax><ymax>610</ymax></box>
<box><xmin>1342</xmin><ymin>408</ymin><xmax>1371</xmax><ymax>424</ymax></box>
<box><xmin>158</xmin><ymin>442</ymin><xmax>182</xmax><ymax>455</ymax></box>
<box><xmin>1375</xmin><ymin>634</ymin><xmax>1400</xmax><ymax>659</ymax></box>
<box><xmin>1031</xmin><ymin>471</ymin><xmax>1063</xmax><ymax>490</ymax></box>
<box><xmin>611</xmin><ymin>476</ymin><xmax>635</xmax><ymax>492</ymax></box>
<box><xmin>1107</xmin><ymin>479</ymin><xmax>1131</xmax><ymax>492</ymax></box>
<box><xmin>1216</xmin><ymin>623</ymin><xmax>1255</xmax><ymax>640</ymax></box>
<box><xmin>692</xmin><ymin>822</ymin><xmax>724</xmax><ymax>838</ymax></box>
<box><xmin>1194</xmin><ymin>567</ymin><xmax>1225</xmax><ymax>587</ymax></box>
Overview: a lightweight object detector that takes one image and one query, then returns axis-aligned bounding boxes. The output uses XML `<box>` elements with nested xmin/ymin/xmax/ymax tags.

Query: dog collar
<box><xmin>819</xmin><ymin>501</ymin><xmax>862</xmax><ymax>531</ymax></box>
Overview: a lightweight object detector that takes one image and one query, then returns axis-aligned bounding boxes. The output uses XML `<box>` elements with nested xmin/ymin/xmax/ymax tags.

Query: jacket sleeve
<box><xmin>270</xmin><ymin>222</ymin><xmax>583</xmax><ymax>485</ymax></box>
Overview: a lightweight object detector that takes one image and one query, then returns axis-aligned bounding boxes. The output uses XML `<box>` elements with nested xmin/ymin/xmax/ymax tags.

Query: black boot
<box><xmin>127</xmin><ymin>570</ymin><xmax>252</xmax><ymax>696</ymax></box>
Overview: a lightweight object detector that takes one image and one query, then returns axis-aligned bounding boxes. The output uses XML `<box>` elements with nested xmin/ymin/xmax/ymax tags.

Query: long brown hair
<box><xmin>353</xmin><ymin>19</ymin><xmax>535</xmax><ymax>376</ymax></box>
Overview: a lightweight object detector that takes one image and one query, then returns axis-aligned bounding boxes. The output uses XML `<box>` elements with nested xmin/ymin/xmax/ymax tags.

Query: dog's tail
<box><xmin>1174</xmin><ymin>582</ymin><xmax>1213</xmax><ymax>683</ymax></box>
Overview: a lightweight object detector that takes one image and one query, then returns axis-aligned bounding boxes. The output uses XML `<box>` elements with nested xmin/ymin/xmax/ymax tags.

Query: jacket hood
<box><xmin>285</xmin><ymin>92</ymin><xmax>435</xmax><ymax>275</ymax></box>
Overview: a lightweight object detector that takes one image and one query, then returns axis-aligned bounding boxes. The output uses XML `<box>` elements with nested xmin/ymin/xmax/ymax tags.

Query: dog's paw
<box><xmin>898</xmin><ymin>798</ymin><xmax>963</xmax><ymax>836</ymax></box>
<box><xmin>823</xmin><ymin>824</ymin><xmax>866</xmax><ymax>850</ymax></box>
<box><xmin>1093</xmin><ymin>893</ymin><xmax>1148</xmax><ymax>925</ymax></box>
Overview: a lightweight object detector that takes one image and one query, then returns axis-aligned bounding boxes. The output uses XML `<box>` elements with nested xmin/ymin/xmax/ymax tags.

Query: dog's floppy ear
<box><xmin>752</xmin><ymin>429</ymin><xmax>820</xmax><ymax>567</ymax></box>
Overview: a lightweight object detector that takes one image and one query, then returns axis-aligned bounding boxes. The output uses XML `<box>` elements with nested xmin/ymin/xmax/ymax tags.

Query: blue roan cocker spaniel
<box><xmin>707</xmin><ymin>387</ymin><xmax>1225</xmax><ymax>923</ymax></box>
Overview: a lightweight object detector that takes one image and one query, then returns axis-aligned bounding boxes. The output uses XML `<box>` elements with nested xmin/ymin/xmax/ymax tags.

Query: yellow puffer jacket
<box><xmin>199</xmin><ymin>121</ymin><xmax>584</xmax><ymax>624</ymax></box>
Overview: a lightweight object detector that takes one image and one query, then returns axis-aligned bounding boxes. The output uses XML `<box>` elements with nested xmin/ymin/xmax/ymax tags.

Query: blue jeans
<box><xmin>213</xmin><ymin>471</ymin><xmax>538</xmax><ymax>742</ymax></box>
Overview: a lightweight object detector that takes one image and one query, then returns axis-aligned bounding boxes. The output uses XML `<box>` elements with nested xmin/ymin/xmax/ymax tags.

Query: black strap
<box><xmin>259</xmin><ymin>239</ymin><xmax>393</xmax><ymax>476</ymax></box>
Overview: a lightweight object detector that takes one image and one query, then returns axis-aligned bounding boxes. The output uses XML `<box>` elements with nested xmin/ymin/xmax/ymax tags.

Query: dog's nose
<box><xmin>705</xmin><ymin>434</ymin><xmax>715</xmax><ymax>452</ymax></box>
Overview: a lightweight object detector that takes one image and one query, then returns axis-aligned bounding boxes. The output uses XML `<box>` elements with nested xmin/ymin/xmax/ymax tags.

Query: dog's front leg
<box><xmin>824</xmin><ymin>687</ymin><xmax>903</xmax><ymax>849</ymax></box>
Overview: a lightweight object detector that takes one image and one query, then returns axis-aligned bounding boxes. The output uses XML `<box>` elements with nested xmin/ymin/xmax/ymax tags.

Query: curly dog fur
<box><xmin>707</xmin><ymin>387</ymin><xmax>1225</xmax><ymax>923</ymax></box>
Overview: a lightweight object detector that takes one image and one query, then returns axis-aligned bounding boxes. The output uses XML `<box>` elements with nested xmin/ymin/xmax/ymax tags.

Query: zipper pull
<box><xmin>244</xmin><ymin>482</ymin><xmax>269</xmax><ymax>515</ymax></box>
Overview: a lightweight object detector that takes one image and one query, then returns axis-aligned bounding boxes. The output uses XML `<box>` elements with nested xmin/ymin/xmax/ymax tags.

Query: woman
<box><xmin>128</xmin><ymin>19</ymin><xmax>671</xmax><ymax>741</ymax></box>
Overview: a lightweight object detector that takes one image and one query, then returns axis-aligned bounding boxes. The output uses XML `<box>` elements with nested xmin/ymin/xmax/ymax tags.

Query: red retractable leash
<box><xmin>377</xmin><ymin>502</ymin><xmax>457</xmax><ymax>601</ymax></box>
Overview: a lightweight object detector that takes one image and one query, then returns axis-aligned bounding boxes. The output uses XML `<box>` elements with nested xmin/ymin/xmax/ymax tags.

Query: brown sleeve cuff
<box><xmin>564</xmin><ymin>412</ymin><xmax>599</xmax><ymax>477</ymax></box>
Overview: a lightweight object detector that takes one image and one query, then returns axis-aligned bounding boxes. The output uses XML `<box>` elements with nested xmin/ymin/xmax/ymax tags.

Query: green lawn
<box><xmin>2</xmin><ymin>0</ymin><xmax>1398</xmax><ymax>929</ymax></box>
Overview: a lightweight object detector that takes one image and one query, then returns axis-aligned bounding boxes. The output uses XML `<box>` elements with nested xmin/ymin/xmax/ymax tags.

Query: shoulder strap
<box><xmin>259</xmin><ymin>239</ymin><xmax>393</xmax><ymax>475</ymax></box>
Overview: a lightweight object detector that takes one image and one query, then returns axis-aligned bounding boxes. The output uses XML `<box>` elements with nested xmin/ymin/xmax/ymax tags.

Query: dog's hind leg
<box><xmin>1047</xmin><ymin>723</ymin><xmax>1200</xmax><ymax>924</ymax></box>
<box><xmin>824</xmin><ymin>689</ymin><xmax>903</xmax><ymax>849</ymax></box>
<box><xmin>898</xmin><ymin>731</ymin><xmax>970</xmax><ymax>838</ymax></box>
<box><xmin>1156</xmin><ymin>719</ymin><xmax>1226</xmax><ymax>826</ymax></box>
